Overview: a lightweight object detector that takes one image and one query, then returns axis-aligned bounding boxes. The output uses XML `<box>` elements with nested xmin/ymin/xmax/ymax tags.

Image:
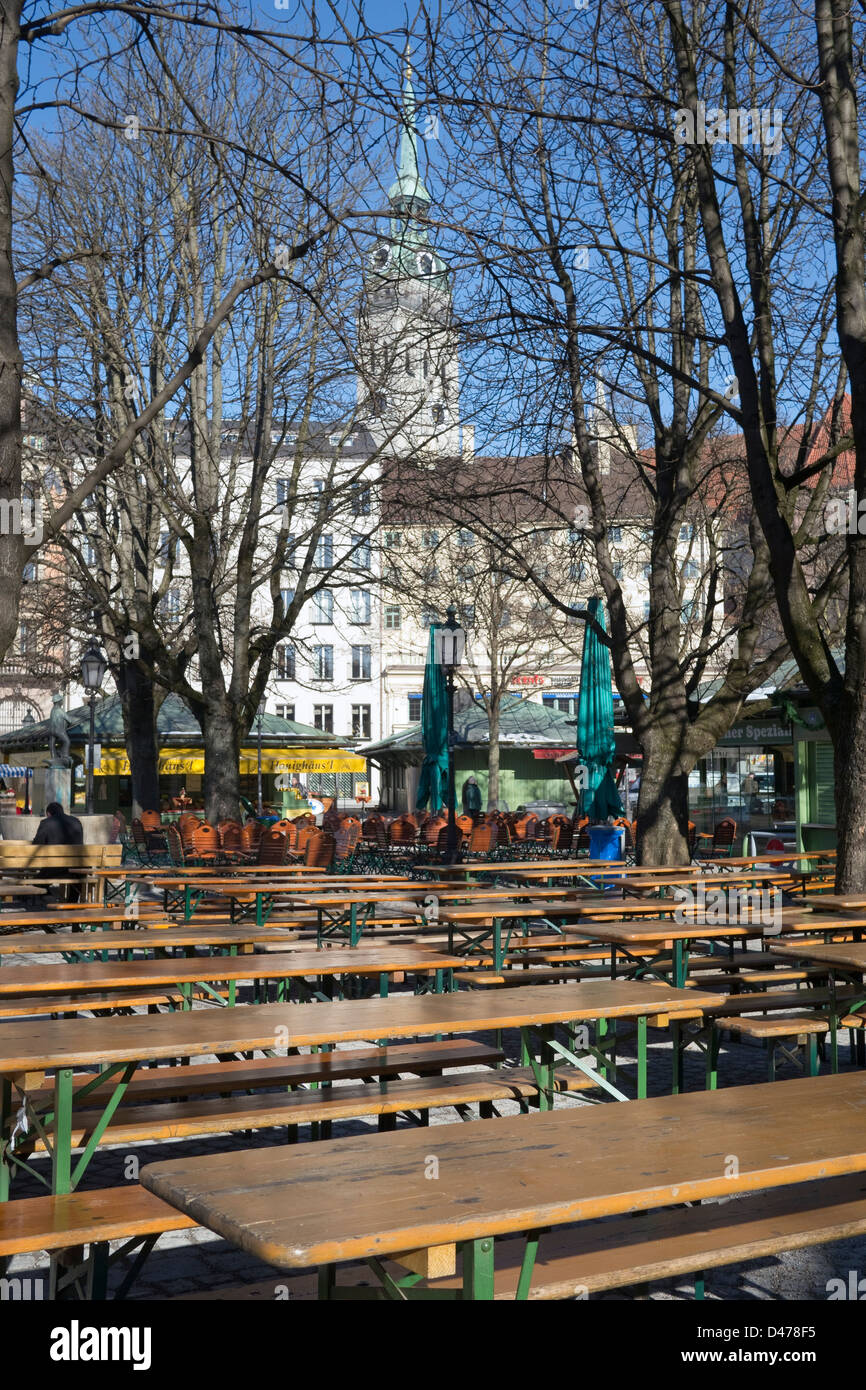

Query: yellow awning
<box><xmin>94</xmin><ymin>746</ymin><xmax>367</xmax><ymax>777</ymax></box>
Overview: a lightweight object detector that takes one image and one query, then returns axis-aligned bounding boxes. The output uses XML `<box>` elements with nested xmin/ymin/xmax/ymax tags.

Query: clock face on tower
<box><xmin>372</xmin><ymin>245</ymin><xmax>390</xmax><ymax>269</ymax></box>
<box><xmin>417</xmin><ymin>251</ymin><xmax>435</xmax><ymax>276</ymax></box>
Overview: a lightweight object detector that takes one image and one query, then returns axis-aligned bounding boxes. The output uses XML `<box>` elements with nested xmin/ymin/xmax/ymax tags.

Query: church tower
<box><xmin>358</xmin><ymin>55</ymin><xmax>460</xmax><ymax>461</ymax></box>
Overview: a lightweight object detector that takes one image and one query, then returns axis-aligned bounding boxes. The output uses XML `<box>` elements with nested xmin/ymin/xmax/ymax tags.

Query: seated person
<box><xmin>32</xmin><ymin>801</ymin><xmax>84</xmax><ymax>845</ymax></box>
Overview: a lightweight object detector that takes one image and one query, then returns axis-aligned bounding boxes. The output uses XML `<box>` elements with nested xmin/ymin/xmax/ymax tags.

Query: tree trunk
<box><xmin>635</xmin><ymin>742</ymin><xmax>691</xmax><ymax>866</ymax></box>
<box><xmin>486</xmin><ymin>698</ymin><xmax>501</xmax><ymax>810</ymax></box>
<box><xmin>118</xmin><ymin>663</ymin><xmax>161</xmax><ymax>816</ymax></box>
<box><xmin>0</xmin><ymin>2</ymin><xmax>22</xmax><ymax>662</ymax></box>
<box><xmin>200</xmin><ymin>700</ymin><xmax>241</xmax><ymax>822</ymax></box>
<box><xmin>831</xmin><ymin>692</ymin><xmax>866</xmax><ymax>890</ymax></box>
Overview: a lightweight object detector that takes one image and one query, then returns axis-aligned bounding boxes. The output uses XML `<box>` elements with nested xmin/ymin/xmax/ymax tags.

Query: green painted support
<box><xmin>463</xmin><ymin>1237</ymin><xmax>495</xmax><ymax>1300</ymax></box>
<box><xmin>515</xmin><ymin>1231</ymin><xmax>541</xmax><ymax>1300</ymax></box>
<box><xmin>53</xmin><ymin>1069</ymin><xmax>74</xmax><ymax>1195</ymax></box>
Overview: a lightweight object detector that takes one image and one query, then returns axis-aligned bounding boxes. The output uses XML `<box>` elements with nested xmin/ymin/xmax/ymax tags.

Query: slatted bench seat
<box><xmin>0</xmin><ymin>1184</ymin><xmax>195</xmax><ymax>1299</ymax></box>
<box><xmin>170</xmin><ymin>1171</ymin><xmax>866</xmax><ymax>1302</ymax></box>
<box><xmin>0</xmin><ymin>986</ymin><xmax>228</xmax><ymax>1018</ymax></box>
<box><xmin>19</xmin><ymin>1067</ymin><xmax>597</xmax><ymax>1154</ymax></box>
<box><xmin>29</xmin><ymin>1040</ymin><xmax>506</xmax><ymax>1106</ymax></box>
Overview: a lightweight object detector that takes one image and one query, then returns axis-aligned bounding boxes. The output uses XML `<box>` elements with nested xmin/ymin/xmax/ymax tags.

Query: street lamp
<box><xmin>80</xmin><ymin>643</ymin><xmax>107</xmax><ymax>815</ymax></box>
<box><xmin>21</xmin><ymin>710</ymin><xmax>34</xmax><ymax>813</ymax></box>
<box><xmin>437</xmin><ymin>605</ymin><xmax>466</xmax><ymax>864</ymax></box>
<box><xmin>256</xmin><ymin>698</ymin><xmax>267</xmax><ymax>816</ymax></box>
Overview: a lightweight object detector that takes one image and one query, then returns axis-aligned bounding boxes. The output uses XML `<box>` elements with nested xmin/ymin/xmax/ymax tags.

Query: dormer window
<box><xmin>372</xmin><ymin>245</ymin><xmax>390</xmax><ymax>269</ymax></box>
<box><xmin>431</xmin><ymin>403</ymin><xmax>445</xmax><ymax>425</ymax></box>
<box><xmin>417</xmin><ymin>252</ymin><xmax>435</xmax><ymax>275</ymax></box>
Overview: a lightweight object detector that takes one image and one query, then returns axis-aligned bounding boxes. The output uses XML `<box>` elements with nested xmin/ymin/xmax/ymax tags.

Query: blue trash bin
<box><xmin>588</xmin><ymin>824</ymin><xmax>625</xmax><ymax>861</ymax></box>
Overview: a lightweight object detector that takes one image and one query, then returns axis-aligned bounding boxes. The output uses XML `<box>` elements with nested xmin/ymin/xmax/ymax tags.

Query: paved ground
<box><xmin>2</xmin><ymin>937</ymin><xmax>864</xmax><ymax>1302</ymax></box>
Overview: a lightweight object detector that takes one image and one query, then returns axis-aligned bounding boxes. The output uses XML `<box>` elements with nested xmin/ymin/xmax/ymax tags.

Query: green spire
<box><xmin>388</xmin><ymin>47</ymin><xmax>432</xmax><ymax>213</ymax></box>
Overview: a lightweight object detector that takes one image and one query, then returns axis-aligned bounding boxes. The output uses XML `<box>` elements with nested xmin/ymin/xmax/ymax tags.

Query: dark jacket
<box><xmin>33</xmin><ymin>813</ymin><xmax>84</xmax><ymax>846</ymax></box>
<box><xmin>462</xmin><ymin>780</ymin><xmax>483</xmax><ymax>814</ymax></box>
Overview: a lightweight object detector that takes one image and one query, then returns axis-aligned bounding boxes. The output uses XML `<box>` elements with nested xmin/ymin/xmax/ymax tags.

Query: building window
<box><xmin>384</xmin><ymin>531</ymin><xmax>401</xmax><ymax>549</ymax></box>
<box><xmin>280</xmin><ymin>587</ymin><xmax>295</xmax><ymax>612</ymax></box>
<box><xmin>457</xmin><ymin>529</ymin><xmax>474</xmax><ymax>547</ymax></box>
<box><xmin>422</xmin><ymin>529</ymin><xmax>439</xmax><ymax>549</ymax></box>
<box><xmin>569</xmin><ymin>562</ymin><xmax>585</xmax><ymax>582</ymax></box>
<box><xmin>499</xmin><ymin>609</ymin><xmax>511</xmax><ymax>628</ymax></box>
<box><xmin>81</xmin><ymin>538</ymin><xmax>97</xmax><ymax>566</ymax></box>
<box><xmin>312</xmin><ymin>589</ymin><xmax>333</xmax><ymax>624</ymax></box>
<box><xmin>420</xmin><ymin>607</ymin><xmax>438</xmax><ymax>627</ymax></box>
<box><xmin>351</xmin><ymin>644</ymin><xmax>371</xmax><ymax>680</ymax></box>
<box><xmin>610</xmin><ymin>526</ymin><xmax>622</xmax><ymax>543</ymax></box>
<box><xmin>613</xmin><ymin>562</ymin><xmax>623</xmax><ymax>579</ymax></box>
<box><xmin>461</xmin><ymin>603</ymin><xmax>475</xmax><ymax>627</ymax></box>
<box><xmin>351</xmin><ymin>484</ymin><xmax>371</xmax><ymax>517</ymax></box>
<box><xmin>313</xmin><ymin>645</ymin><xmax>334</xmax><ymax>681</ymax></box>
<box><xmin>684</xmin><ymin>561</ymin><xmax>699</xmax><ymax>579</ymax></box>
<box><xmin>350</xmin><ymin>589</ymin><xmax>371</xmax><ymax>624</ymax></box>
<box><xmin>275</xmin><ymin>644</ymin><xmax>295</xmax><ymax>680</ymax></box>
<box><xmin>276</xmin><ymin>477</ymin><xmax>289</xmax><ymax>505</ymax></box>
<box><xmin>457</xmin><ymin>566</ymin><xmax>474</xmax><ymax>585</ymax></box>
<box><xmin>22</xmin><ymin>561</ymin><xmax>37</xmax><ymax>583</ymax></box>
<box><xmin>408</xmin><ymin>695</ymin><xmax>422</xmax><ymax>722</ymax></box>
<box><xmin>431</xmin><ymin>403</ymin><xmax>445</xmax><ymax>424</ymax></box>
<box><xmin>157</xmin><ymin>532</ymin><xmax>180</xmax><ymax>563</ymax></box>
<box><xmin>643</xmin><ymin>601</ymin><xmax>651</xmax><ymax>620</ymax></box>
<box><xmin>680</xmin><ymin>524</ymin><xmax>693</xmax><ymax>541</ymax></box>
<box><xmin>275</xmin><ymin>703</ymin><xmax>295</xmax><ymax>722</ymax></box>
<box><xmin>313</xmin><ymin>704</ymin><xmax>334</xmax><ymax>733</ymax></box>
<box><xmin>351</xmin><ymin>704</ymin><xmax>371</xmax><ymax>739</ymax></box>
<box><xmin>160</xmin><ymin>589</ymin><xmax>180</xmax><ymax>620</ymax></box>
<box><xmin>384</xmin><ymin>604</ymin><xmax>401</xmax><ymax>629</ymax></box>
<box><xmin>315</xmin><ymin>534</ymin><xmax>333</xmax><ymax>568</ymax></box>
<box><xmin>352</xmin><ymin>534</ymin><xmax>371</xmax><ymax>569</ymax></box>
<box><xmin>568</xmin><ymin>527</ymin><xmax>584</xmax><ymax>543</ymax></box>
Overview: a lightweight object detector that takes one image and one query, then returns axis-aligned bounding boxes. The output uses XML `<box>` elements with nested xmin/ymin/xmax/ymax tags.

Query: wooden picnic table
<box><xmin>0</xmin><ymin>924</ymin><xmax>301</xmax><ymax>959</ymax></box>
<box><xmin>139</xmin><ymin>1070</ymin><xmax>866</xmax><ymax>1299</ymax></box>
<box><xmin>0</xmin><ymin>979</ymin><xmax>722</xmax><ymax>1197</ymax></box>
<box><xmin>0</xmin><ymin>945</ymin><xmax>463</xmax><ymax>1010</ymax></box>
<box><xmin>802</xmin><ymin>894</ymin><xmax>866</xmax><ymax>913</ymax></box>
<box><xmin>0</xmin><ymin>907</ymin><xmax>170</xmax><ymax>934</ymax></box>
<box><xmin>608</xmin><ymin>871</ymin><xmax>799</xmax><ymax>894</ymax></box>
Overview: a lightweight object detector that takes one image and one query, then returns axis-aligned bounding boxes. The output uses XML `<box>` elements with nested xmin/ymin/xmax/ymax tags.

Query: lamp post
<box><xmin>256</xmin><ymin>699</ymin><xmax>267</xmax><ymax>816</ymax></box>
<box><xmin>437</xmin><ymin>605</ymin><xmax>466</xmax><ymax>864</ymax></box>
<box><xmin>21</xmin><ymin>710</ymin><xmax>34</xmax><ymax>813</ymax></box>
<box><xmin>80</xmin><ymin>643</ymin><xmax>107</xmax><ymax>815</ymax></box>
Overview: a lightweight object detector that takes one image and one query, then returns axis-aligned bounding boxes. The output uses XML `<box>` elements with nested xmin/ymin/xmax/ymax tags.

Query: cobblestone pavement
<box><xmin>2</xmin><ymin>943</ymin><xmax>865</xmax><ymax>1302</ymax></box>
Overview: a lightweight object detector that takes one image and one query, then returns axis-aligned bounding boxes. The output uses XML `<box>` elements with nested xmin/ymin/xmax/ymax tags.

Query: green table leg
<box><xmin>671</xmin><ymin>1019</ymin><xmax>684</xmax><ymax>1095</ymax></box>
<box><xmin>0</xmin><ymin>1077</ymin><xmax>11</xmax><ymax>1201</ymax></box>
<box><xmin>636</xmin><ymin>1015</ymin><xmax>647</xmax><ymax>1099</ymax></box>
<box><xmin>463</xmin><ymin>1237</ymin><xmax>495</xmax><ymax>1300</ymax></box>
<box><xmin>673</xmin><ymin>939</ymin><xmax>685</xmax><ymax>989</ymax></box>
<box><xmin>53</xmin><ymin>1069</ymin><xmax>74</xmax><ymax>1195</ymax></box>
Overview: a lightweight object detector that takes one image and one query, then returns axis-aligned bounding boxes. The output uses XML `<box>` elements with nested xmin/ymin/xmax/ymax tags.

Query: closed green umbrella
<box><xmin>577</xmin><ymin>596</ymin><xmax>623</xmax><ymax>821</ymax></box>
<box><xmin>415</xmin><ymin>624</ymin><xmax>449</xmax><ymax>813</ymax></box>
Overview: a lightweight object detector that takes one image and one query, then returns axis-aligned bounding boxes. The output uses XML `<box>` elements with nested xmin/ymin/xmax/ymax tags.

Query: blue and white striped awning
<box><xmin>0</xmin><ymin>765</ymin><xmax>32</xmax><ymax>777</ymax></box>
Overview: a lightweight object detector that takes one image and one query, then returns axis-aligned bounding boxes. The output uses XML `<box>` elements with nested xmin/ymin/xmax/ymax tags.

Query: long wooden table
<box><xmin>0</xmin><ymin>945</ymin><xmax>463</xmax><ymax>1010</ymax></box>
<box><xmin>0</xmin><ymin>980</ymin><xmax>722</xmax><ymax>1197</ymax></box>
<box><xmin>0</xmin><ymin>923</ymin><xmax>301</xmax><ymax>958</ymax></box>
<box><xmin>140</xmin><ymin>1070</ymin><xmax>866</xmax><ymax>1299</ymax></box>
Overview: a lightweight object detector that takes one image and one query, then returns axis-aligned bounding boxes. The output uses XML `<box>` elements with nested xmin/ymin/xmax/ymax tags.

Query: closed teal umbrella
<box><xmin>577</xmin><ymin>596</ymin><xmax>623</xmax><ymax>821</ymax></box>
<box><xmin>415</xmin><ymin>625</ymin><xmax>449</xmax><ymax>813</ymax></box>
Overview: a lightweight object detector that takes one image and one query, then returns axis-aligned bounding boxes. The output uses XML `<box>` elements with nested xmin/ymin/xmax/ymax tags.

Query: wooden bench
<box><xmin>0</xmin><ymin>844</ymin><xmax>123</xmax><ymax>904</ymax></box>
<box><xmin>0</xmin><ymin>986</ymin><xmax>229</xmax><ymax>1017</ymax></box>
<box><xmin>27</xmin><ymin>1039</ymin><xmax>507</xmax><ymax>1106</ymax></box>
<box><xmin>176</xmin><ymin>1172</ymin><xmax>866</xmax><ymax>1301</ymax></box>
<box><xmin>16</xmin><ymin>1067</ymin><xmax>596</xmax><ymax>1158</ymax></box>
<box><xmin>0</xmin><ymin>1184</ymin><xmax>194</xmax><ymax>1299</ymax></box>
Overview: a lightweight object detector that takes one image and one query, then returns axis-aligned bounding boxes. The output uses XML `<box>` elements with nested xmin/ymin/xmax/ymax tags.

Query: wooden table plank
<box><xmin>772</xmin><ymin>941</ymin><xmax>866</xmax><ymax>971</ymax></box>
<box><xmin>0</xmin><ymin>980</ymin><xmax>723</xmax><ymax>1072</ymax></box>
<box><xmin>0</xmin><ymin>925</ymin><xmax>299</xmax><ymax>955</ymax></box>
<box><xmin>0</xmin><ymin>947</ymin><xmax>463</xmax><ymax>995</ymax></box>
<box><xmin>140</xmin><ymin>1071</ymin><xmax>866</xmax><ymax>1268</ymax></box>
